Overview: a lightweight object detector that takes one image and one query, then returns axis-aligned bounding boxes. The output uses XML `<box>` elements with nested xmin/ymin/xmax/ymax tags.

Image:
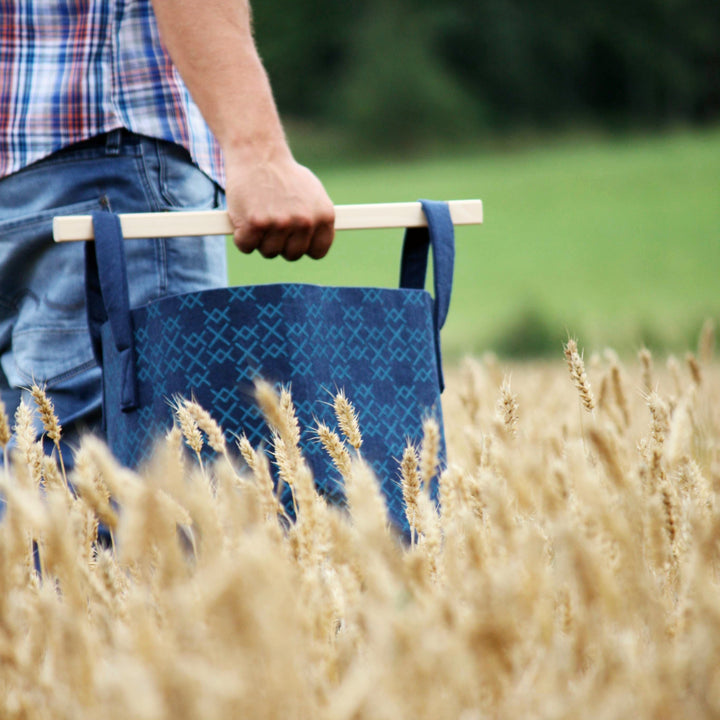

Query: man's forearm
<box><xmin>150</xmin><ymin>0</ymin><xmax>289</xmax><ymax>162</ymax></box>
<box><xmin>149</xmin><ymin>0</ymin><xmax>335</xmax><ymax>261</ymax></box>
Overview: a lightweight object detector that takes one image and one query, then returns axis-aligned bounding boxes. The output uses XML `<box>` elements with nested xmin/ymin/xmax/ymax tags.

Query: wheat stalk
<box><xmin>638</xmin><ymin>347</ymin><xmax>654</xmax><ymax>394</ymax></box>
<box><xmin>13</xmin><ymin>400</ymin><xmax>43</xmax><ymax>488</ymax></box>
<box><xmin>698</xmin><ymin>317</ymin><xmax>715</xmax><ymax>365</ymax></box>
<box><xmin>564</xmin><ymin>338</ymin><xmax>595</xmax><ymax>414</ymax></box>
<box><xmin>419</xmin><ymin>417</ymin><xmax>441</xmax><ymax>489</ymax></box>
<box><xmin>238</xmin><ymin>434</ymin><xmax>289</xmax><ymax>525</ymax></box>
<box><xmin>686</xmin><ymin>352</ymin><xmax>702</xmax><ymax>386</ymax></box>
<box><xmin>496</xmin><ymin>376</ymin><xmax>519</xmax><ymax>438</ymax></box>
<box><xmin>609</xmin><ymin>361</ymin><xmax>630</xmax><ymax>429</ymax></box>
<box><xmin>333</xmin><ymin>389</ymin><xmax>362</xmax><ymax>451</ymax></box>
<box><xmin>316</xmin><ymin>421</ymin><xmax>352</xmax><ymax>481</ymax></box>
<box><xmin>182</xmin><ymin>397</ymin><xmax>228</xmax><ymax>457</ymax></box>
<box><xmin>172</xmin><ymin>397</ymin><xmax>204</xmax><ymax>465</ymax></box>
<box><xmin>400</xmin><ymin>442</ymin><xmax>421</xmax><ymax>543</ymax></box>
<box><xmin>647</xmin><ymin>392</ymin><xmax>670</xmax><ymax>449</ymax></box>
<box><xmin>0</xmin><ymin>342</ymin><xmax>719</xmax><ymax>718</ymax></box>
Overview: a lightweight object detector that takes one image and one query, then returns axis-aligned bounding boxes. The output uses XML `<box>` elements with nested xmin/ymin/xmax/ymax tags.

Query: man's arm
<box><xmin>150</xmin><ymin>0</ymin><xmax>334</xmax><ymax>260</ymax></box>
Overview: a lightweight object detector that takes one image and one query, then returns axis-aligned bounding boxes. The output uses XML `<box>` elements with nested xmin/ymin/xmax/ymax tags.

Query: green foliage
<box><xmin>492</xmin><ymin>309</ymin><xmax>565</xmax><ymax>359</ymax></box>
<box><xmin>251</xmin><ymin>0</ymin><xmax>720</xmax><ymax>152</ymax></box>
<box><xmin>251</xmin><ymin>1</ymin><xmax>355</xmax><ymax>119</ymax></box>
<box><xmin>326</xmin><ymin>0</ymin><xmax>482</xmax><ymax>150</ymax></box>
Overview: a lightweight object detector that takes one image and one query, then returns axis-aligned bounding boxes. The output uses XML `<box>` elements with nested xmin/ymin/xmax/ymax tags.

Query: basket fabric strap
<box><xmin>86</xmin><ymin>210</ymin><xmax>139</xmax><ymax>412</ymax></box>
<box><xmin>399</xmin><ymin>199</ymin><xmax>455</xmax><ymax>392</ymax></box>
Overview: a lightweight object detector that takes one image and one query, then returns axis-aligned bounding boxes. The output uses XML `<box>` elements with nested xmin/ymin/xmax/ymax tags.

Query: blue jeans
<box><xmin>0</xmin><ymin>129</ymin><xmax>227</xmax><ymax>452</ymax></box>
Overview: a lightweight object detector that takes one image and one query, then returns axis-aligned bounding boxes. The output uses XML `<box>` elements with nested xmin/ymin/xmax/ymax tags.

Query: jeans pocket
<box><xmin>12</xmin><ymin>327</ymin><xmax>97</xmax><ymax>388</ymax></box>
<box><xmin>132</xmin><ymin>138</ymin><xmax>228</xmax><ymax>296</ymax></box>
<box><xmin>143</xmin><ymin>138</ymin><xmax>223</xmax><ymax>211</ymax></box>
<box><xmin>2</xmin><ymin>198</ymin><xmax>101</xmax><ymax>388</ymax></box>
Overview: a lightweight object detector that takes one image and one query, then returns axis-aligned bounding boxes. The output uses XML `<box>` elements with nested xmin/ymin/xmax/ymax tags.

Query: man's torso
<box><xmin>0</xmin><ymin>0</ymin><xmax>222</xmax><ymax>182</ymax></box>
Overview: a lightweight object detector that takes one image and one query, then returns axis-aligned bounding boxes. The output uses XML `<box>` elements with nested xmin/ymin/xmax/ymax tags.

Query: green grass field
<box><xmin>227</xmin><ymin>127</ymin><xmax>720</xmax><ymax>358</ymax></box>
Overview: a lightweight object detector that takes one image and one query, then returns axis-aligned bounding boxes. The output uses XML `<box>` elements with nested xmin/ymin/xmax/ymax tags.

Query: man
<box><xmin>0</xmin><ymin>0</ymin><xmax>335</xmax><ymax>446</ymax></box>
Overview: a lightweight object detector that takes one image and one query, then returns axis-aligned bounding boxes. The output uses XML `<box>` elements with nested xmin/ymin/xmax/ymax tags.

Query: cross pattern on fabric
<box><xmin>102</xmin><ymin>284</ymin><xmax>445</xmax><ymax>535</ymax></box>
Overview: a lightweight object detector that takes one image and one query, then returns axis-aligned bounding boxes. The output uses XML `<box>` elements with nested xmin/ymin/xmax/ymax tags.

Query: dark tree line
<box><xmin>252</xmin><ymin>0</ymin><xmax>720</xmax><ymax>149</ymax></box>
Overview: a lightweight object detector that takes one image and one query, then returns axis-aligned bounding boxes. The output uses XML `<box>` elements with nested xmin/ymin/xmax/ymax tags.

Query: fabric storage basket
<box><xmin>84</xmin><ymin>200</ymin><xmax>455</xmax><ymax>536</ymax></box>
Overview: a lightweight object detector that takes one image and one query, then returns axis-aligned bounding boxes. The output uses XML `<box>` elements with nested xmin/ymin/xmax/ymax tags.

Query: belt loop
<box><xmin>105</xmin><ymin>129</ymin><xmax>122</xmax><ymax>156</ymax></box>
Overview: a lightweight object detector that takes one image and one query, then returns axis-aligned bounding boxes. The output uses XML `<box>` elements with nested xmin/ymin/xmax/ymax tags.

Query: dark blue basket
<box><xmin>86</xmin><ymin>200</ymin><xmax>455</xmax><ymax>535</ymax></box>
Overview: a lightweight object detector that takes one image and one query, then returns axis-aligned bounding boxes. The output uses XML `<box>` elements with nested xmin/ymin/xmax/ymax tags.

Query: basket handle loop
<box><xmin>399</xmin><ymin>199</ymin><xmax>455</xmax><ymax>392</ymax></box>
<box><xmin>85</xmin><ymin>210</ymin><xmax>139</xmax><ymax>412</ymax></box>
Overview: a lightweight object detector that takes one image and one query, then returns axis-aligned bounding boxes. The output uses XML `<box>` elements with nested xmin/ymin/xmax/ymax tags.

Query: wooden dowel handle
<box><xmin>52</xmin><ymin>200</ymin><xmax>483</xmax><ymax>242</ymax></box>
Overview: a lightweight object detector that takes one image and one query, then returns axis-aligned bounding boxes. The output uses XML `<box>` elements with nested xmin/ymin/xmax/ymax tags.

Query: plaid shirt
<box><xmin>0</xmin><ymin>0</ymin><xmax>223</xmax><ymax>182</ymax></box>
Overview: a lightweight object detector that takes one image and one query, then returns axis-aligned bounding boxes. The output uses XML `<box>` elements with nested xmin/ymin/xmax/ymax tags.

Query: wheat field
<box><xmin>1</xmin><ymin>328</ymin><xmax>720</xmax><ymax>719</ymax></box>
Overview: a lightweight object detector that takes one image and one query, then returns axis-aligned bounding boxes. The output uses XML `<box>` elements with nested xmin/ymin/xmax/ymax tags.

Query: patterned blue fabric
<box><xmin>86</xmin><ymin>201</ymin><xmax>455</xmax><ymax>536</ymax></box>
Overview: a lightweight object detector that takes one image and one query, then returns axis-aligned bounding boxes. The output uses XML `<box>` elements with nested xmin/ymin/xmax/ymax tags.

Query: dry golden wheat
<box><xmin>0</xmin><ymin>331</ymin><xmax>720</xmax><ymax>718</ymax></box>
<box><xmin>496</xmin><ymin>376</ymin><xmax>519</xmax><ymax>438</ymax></box>
<box><xmin>564</xmin><ymin>338</ymin><xmax>596</xmax><ymax>413</ymax></box>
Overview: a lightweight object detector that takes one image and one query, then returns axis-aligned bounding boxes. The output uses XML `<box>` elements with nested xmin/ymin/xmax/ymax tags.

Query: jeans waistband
<box><xmin>53</xmin><ymin>128</ymin><xmax>145</xmax><ymax>158</ymax></box>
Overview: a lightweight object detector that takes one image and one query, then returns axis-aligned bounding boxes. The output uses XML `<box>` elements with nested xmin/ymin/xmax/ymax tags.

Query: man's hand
<box><xmin>225</xmin><ymin>149</ymin><xmax>335</xmax><ymax>261</ymax></box>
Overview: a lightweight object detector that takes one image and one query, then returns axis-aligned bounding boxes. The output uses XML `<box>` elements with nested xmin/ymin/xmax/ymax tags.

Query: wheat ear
<box><xmin>182</xmin><ymin>398</ymin><xmax>228</xmax><ymax>457</ymax></box>
<box><xmin>30</xmin><ymin>383</ymin><xmax>67</xmax><ymax>483</ymax></box>
<box><xmin>316</xmin><ymin>422</ymin><xmax>352</xmax><ymax>481</ymax></box>
<box><xmin>400</xmin><ymin>442</ymin><xmax>421</xmax><ymax>543</ymax></box>
<box><xmin>256</xmin><ymin>379</ymin><xmax>294</xmax><ymax>440</ymax></box>
<box><xmin>698</xmin><ymin>317</ymin><xmax>715</xmax><ymax>365</ymax></box>
<box><xmin>609</xmin><ymin>361</ymin><xmax>630</xmax><ymax>429</ymax></box>
<box><xmin>497</xmin><ymin>376</ymin><xmax>519</xmax><ymax>438</ymax></box>
<box><xmin>279</xmin><ymin>386</ymin><xmax>301</xmax><ymax>449</ymax></box>
<box><xmin>419</xmin><ymin>417</ymin><xmax>441</xmax><ymax>489</ymax></box>
<box><xmin>256</xmin><ymin>382</ymin><xmax>302</xmax><ymax>486</ymax></box>
<box><xmin>638</xmin><ymin>347</ymin><xmax>654</xmax><ymax>394</ymax></box>
<box><xmin>172</xmin><ymin>398</ymin><xmax>204</xmax><ymax>469</ymax></box>
<box><xmin>334</xmin><ymin>389</ymin><xmax>362</xmax><ymax>451</ymax></box>
<box><xmin>647</xmin><ymin>392</ymin><xmax>670</xmax><ymax>449</ymax></box>
<box><xmin>564</xmin><ymin>339</ymin><xmax>595</xmax><ymax>413</ymax></box>
<box><xmin>13</xmin><ymin>400</ymin><xmax>43</xmax><ymax>488</ymax></box>
<box><xmin>587</xmin><ymin>425</ymin><xmax>625</xmax><ymax>490</ymax></box>
<box><xmin>685</xmin><ymin>352</ymin><xmax>702</xmax><ymax>386</ymax></box>
<box><xmin>238</xmin><ymin>434</ymin><xmax>288</xmax><ymax>524</ymax></box>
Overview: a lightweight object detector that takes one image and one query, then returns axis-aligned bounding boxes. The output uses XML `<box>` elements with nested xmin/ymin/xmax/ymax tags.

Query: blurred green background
<box><xmin>228</xmin><ymin>0</ymin><xmax>720</xmax><ymax>359</ymax></box>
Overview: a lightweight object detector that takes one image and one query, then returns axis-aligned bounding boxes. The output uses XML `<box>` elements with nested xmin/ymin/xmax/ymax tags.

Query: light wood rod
<box><xmin>52</xmin><ymin>200</ymin><xmax>483</xmax><ymax>242</ymax></box>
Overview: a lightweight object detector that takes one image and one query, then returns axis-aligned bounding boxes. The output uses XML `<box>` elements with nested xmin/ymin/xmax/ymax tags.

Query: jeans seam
<box><xmin>135</xmin><ymin>141</ymin><xmax>165</xmax><ymax>212</ymax></box>
<box><xmin>14</xmin><ymin>327</ymin><xmax>92</xmax><ymax>337</ymax></box>
<box><xmin>17</xmin><ymin>358</ymin><xmax>98</xmax><ymax>388</ymax></box>
<box><xmin>157</xmin><ymin>138</ymin><xmax>175</xmax><ymax>207</ymax></box>
<box><xmin>156</xmin><ymin>238</ymin><xmax>168</xmax><ymax>296</ymax></box>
